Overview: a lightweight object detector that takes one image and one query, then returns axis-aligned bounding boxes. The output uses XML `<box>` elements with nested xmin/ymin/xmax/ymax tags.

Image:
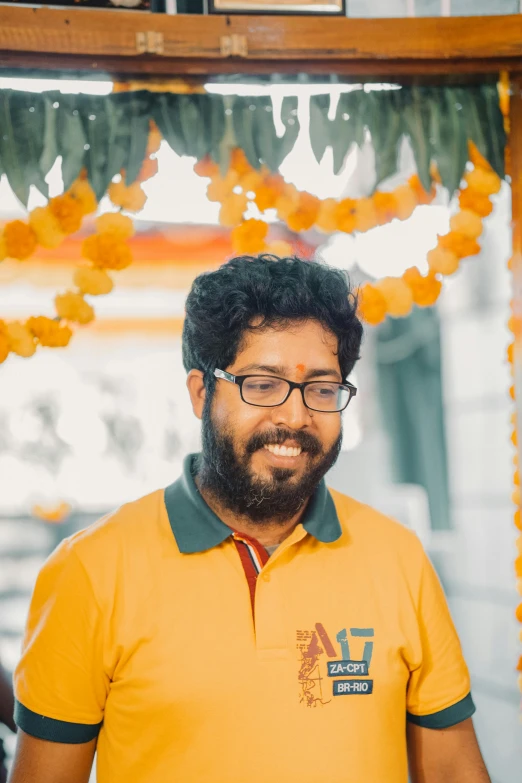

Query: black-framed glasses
<box><xmin>214</xmin><ymin>369</ymin><xmax>357</xmax><ymax>413</ymax></box>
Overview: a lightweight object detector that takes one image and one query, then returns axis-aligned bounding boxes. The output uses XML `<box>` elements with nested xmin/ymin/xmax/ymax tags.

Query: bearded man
<box><xmin>10</xmin><ymin>255</ymin><xmax>490</xmax><ymax>783</ymax></box>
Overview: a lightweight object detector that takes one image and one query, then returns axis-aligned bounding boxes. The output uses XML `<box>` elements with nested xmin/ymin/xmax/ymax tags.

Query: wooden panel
<box><xmin>1</xmin><ymin>7</ymin><xmax>522</xmax><ymax>65</ymax></box>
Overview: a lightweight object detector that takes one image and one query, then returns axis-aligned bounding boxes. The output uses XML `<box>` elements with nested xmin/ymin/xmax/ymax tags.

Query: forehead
<box><xmin>234</xmin><ymin>320</ymin><xmax>340</xmax><ymax>370</ymax></box>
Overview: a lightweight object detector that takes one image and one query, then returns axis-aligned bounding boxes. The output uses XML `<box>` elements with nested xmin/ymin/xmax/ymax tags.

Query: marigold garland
<box><xmin>507</xmin><ymin>268</ymin><xmax>522</xmax><ymax>691</ymax></box>
<box><xmin>0</xmin><ymin>121</ymin><xmax>160</xmax><ymax>363</ymax></box>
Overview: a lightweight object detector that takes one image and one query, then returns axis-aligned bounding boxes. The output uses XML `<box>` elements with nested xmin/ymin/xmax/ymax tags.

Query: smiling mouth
<box><xmin>263</xmin><ymin>444</ymin><xmax>303</xmax><ymax>458</ymax></box>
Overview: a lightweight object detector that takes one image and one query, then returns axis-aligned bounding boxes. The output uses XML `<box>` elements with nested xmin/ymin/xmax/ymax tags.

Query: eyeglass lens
<box><xmin>241</xmin><ymin>376</ymin><xmax>350</xmax><ymax>411</ymax></box>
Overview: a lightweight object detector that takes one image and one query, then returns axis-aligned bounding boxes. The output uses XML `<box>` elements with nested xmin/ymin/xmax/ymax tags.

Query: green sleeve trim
<box><xmin>14</xmin><ymin>700</ymin><xmax>102</xmax><ymax>744</ymax></box>
<box><xmin>407</xmin><ymin>692</ymin><xmax>476</xmax><ymax>729</ymax></box>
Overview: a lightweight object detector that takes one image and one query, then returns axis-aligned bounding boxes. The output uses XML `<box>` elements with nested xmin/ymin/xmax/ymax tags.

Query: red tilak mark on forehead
<box><xmin>296</xmin><ymin>363</ymin><xmax>306</xmax><ymax>373</ymax></box>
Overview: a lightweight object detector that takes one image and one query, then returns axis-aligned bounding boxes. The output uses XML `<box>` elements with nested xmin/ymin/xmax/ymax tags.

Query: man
<box><xmin>10</xmin><ymin>255</ymin><xmax>489</xmax><ymax>783</ymax></box>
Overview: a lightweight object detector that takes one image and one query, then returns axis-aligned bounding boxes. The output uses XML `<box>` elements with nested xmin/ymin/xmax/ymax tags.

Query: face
<box><xmin>187</xmin><ymin>320</ymin><xmax>344</xmax><ymax>524</ymax></box>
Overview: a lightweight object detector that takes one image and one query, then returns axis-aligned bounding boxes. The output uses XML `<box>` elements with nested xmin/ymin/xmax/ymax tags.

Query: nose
<box><xmin>270</xmin><ymin>387</ymin><xmax>311</xmax><ymax>430</ymax></box>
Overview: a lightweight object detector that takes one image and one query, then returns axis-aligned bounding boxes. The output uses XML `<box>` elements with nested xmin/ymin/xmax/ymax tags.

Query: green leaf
<box><xmin>151</xmin><ymin>94</ymin><xmax>187</xmax><ymax>158</ymax></box>
<box><xmin>429</xmin><ymin>87</ymin><xmax>469</xmax><ymax>195</ymax></box>
<box><xmin>79</xmin><ymin>95</ymin><xmax>117</xmax><ymax>200</ymax></box>
<box><xmin>401</xmin><ymin>86</ymin><xmax>433</xmax><ymax>192</ymax></box>
<box><xmin>252</xmin><ymin>97</ymin><xmax>281</xmax><ymax>171</ymax></box>
<box><xmin>368</xmin><ymin>90</ymin><xmax>404</xmax><ymax>188</ymax></box>
<box><xmin>331</xmin><ymin>91</ymin><xmax>366</xmax><ymax>175</ymax></box>
<box><xmin>55</xmin><ymin>95</ymin><xmax>87</xmax><ymax>192</ymax></box>
<box><xmin>466</xmin><ymin>84</ymin><xmax>505</xmax><ymax>179</ymax></box>
<box><xmin>110</xmin><ymin>92</ymin><xmax>151</xmax><ymax>186</ymax></box>
<box><xmin>271</xmin><ymin>96</ymin><xmax>299</xmax><ymax>171</ymax></box>
<box><xmin>0</xmin><ymin>91</ymin><xmax>47</xmax><ymax>206</ymax></box>
<box><xmin>39</xmin><ymin>92</ymin><xmax>60</xmax><ymax>182</ymax></box>
<box><xmin>232</xmin><ymin>97</ymin><xmax>262</xmax><ymax>169</ymax></box>
<box><xmin>206</xmin><ymin>95</ymin><xmax>226</xmax><ymax>163</ymax></box>
<box><xmin>309</xmin><ymin>94</ymin><xmax>332</xmax><ymax>165</ymax></box>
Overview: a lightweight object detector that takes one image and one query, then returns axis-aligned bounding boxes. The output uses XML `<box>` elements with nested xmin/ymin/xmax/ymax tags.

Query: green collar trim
<box><xmin>164</xmin><ymin>454</ymin><xmax>342</xmax><ymax>554</ymax></box>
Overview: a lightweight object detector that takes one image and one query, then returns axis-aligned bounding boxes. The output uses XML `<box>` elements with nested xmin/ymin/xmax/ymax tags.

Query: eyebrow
<box><xmin>235</xmin><ymin>363</ymin><xmax>343</xmax><ymax>382</ymax></box>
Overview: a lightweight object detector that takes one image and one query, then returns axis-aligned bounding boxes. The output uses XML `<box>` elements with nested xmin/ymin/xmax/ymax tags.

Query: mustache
<box><xmin>246</xmin><ymin>429</ymin><xmax>322</xmax><ymax>457</ymax></box>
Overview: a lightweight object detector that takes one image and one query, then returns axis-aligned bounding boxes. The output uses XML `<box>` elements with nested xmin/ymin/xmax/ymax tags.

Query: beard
<box><xmin>197</xmin><ymin>397</ymin><xmax>342</xmax><ymax>524</ymax></box>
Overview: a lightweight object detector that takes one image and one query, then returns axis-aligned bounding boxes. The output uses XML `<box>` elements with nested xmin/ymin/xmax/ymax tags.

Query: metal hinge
<box><xmin>136</xmin><ymin>31</ymin><xmax>165</xmax><ymax>55</ymax></box>
<box><xmin>220</xmin><ymin>34</ymin><xmax>248</xmax><ymax>58</ymax></box>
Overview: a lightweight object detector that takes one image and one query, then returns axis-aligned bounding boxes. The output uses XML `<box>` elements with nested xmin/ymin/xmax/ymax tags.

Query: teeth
<box><xmin>264</xmin><ymin>444</ymin><xmax>302</xmax><ymax>457</ymax></box>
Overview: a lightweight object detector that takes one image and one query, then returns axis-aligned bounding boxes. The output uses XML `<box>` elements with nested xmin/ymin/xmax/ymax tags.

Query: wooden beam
<box><xmin>1</xmin><ymin>7</ymin><xmax>522</xmax><ymax>77</ymax></box>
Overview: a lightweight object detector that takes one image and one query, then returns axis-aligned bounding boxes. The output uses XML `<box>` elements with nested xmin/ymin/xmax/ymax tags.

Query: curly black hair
<box><xmin>182</xmin><ymin>254</ymin><xmax>363</xmax><ymax>390</ymax></box>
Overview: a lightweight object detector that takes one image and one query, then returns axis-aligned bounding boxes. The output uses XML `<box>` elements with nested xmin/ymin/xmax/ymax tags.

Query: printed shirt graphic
<box><xmin>14</xmin><ymin>457</ymin><xmax>474</xmax><ymax>783</ymax></box>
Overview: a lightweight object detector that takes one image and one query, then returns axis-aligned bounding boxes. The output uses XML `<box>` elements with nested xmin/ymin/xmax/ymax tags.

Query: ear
<box><xmin>186</xmin><ymin>370</ymin><xmax>206</xmax><ymax>420</ymax></box>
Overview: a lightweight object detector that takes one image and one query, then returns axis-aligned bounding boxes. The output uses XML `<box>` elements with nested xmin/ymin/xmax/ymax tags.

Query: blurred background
<box><xmin>0</xmin><ymin>69</ymin><xmax>520</xmax><ymax>782</ymax></box>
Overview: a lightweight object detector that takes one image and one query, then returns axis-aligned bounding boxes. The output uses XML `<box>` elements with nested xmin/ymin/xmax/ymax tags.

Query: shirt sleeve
<box><xmin>406</xmin><ymin>548</ymin><xmax>476</xmax><ymax>729</ymax></box>
<box><xmin>14</xmin><ymin>539</ymin><xmax>109</xmax><ymax>743</ymax></box>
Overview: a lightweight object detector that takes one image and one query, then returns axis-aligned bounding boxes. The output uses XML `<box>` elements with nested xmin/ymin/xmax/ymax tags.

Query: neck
<box><xmin>194</xmin><ymin>475</ymin><xmax>308</xmax><ymax>547</ymax></box>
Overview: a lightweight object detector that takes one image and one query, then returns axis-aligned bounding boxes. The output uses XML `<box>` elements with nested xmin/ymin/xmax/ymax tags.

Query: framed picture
<box><xmin>209</xmin><ymin>0</ymin><xmax>345</xmax><ymax>15</ymax></box>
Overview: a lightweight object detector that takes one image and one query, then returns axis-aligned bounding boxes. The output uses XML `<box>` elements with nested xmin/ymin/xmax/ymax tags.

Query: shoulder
<box><xmin>41</xmin><ymin>489</ymin><xmax>168</xmax><ymax>598</ymax></box>
<box><xmin>328</xmin><ymin>487</ymin><xmax>426</xmax><ymax>574</ymax></box>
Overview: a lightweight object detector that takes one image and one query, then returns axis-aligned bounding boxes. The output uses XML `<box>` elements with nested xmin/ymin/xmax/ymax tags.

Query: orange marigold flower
<box><xmin>254</xmin><ymin>183</ymin><xmax>280</xmax><ymax>213</ymax></box>
<box><xmin>219</xmin><ymin>193</ymin><xmax>248</xmax><ymax>227</ymax></box>
<box><xmin>515</xmin><ymin>510</ymin><xmax>522</xmax><ymax>532</ymax></box>
<box><xmin>207</xmin><ymin>171</ymin><xmax>240</xmax><ymax>204</ymax></box>
<box><xmin>468</xmin><ymin>141</ymin><xmax>493</xmax><ymax>172</ymax></box>
<box><xmin>315</xmin><ymin>198</ymin><xmax>339</xmax><ymax>234</ymax></box>
<box><xmin>49</xmin><ymin>193</ymin><xmax>84</xmax><ymax>235</ymax></box>
<box><xmin>96</xmin><ymin>212</ymin><xmax>135</xmax><ymax>241</ymax></box>
<box><xmin>194</xmin><ymin>155</ymin><xmax>220</xmax><ymax>179</ymax></box>
<box><xmin>69</xmin><ymin>176</ymin><xmax>97</xmax><ymax>216</ymax></box>
<box><xmin>276</xmin><ymin>184</ymin><xmax>300</xmax><ymax>222</ymax></box>
<box><xmin>240</xmin><ymin>169</ymin><xmax>265</xmax><ymax>194</ymax></box>
<box><xmin>82</xmin><ymin>234</ymin><xmax>133</xmax><ymax>271</ymax></box>
<box><xmin>74</xmin><ymin>266</ymin><xmax>114</xmax><ymax>296</ymax></box>
<box><xmin>231</xmin><ymin>219</ymin><xmax>269</xmax><ymax>254</ymax></box>
<box><xmin>403</xmin><ymin>267</ymin><xmax>442</xmax><ymax>307</ymax></box>
<box><xmin>146</xmin><ymin>122</ymin><xmax>162</xmax><ymax>156</ymax></box>
<box><xmin>372</xmin><ymin>191</ymin><xmax>398</xmax><ymax>225</ymax></box>
<box><xmin>394</xmin><ymin>184</ymin><xmax>418</xmax><ymax>222</ymax></box>
<box><xmin>357</xmin><ymin>283</ymin><xmax>387</xmax><ymax>326</ymax></box>
<box><xmin>27</xmin><ymin>316</ymin><xmax>72</xmax><ymax>348</ymax></box>
<box><xmin>464</xmin><ymin>167</ymin><xmax>502</xmax><ymax>197</ymax></box>
<box><xmin>0</xmin><ymin>320</ymin><xmax>10</xmax><ymax>363</ymax></box>
<box><xmin>508</xmin><ymin>343</ymin><xmax>515</xmax><ymax>364</ymax></box>
<box><xmin>29</xmin><ymin>207</ymin><xmax>65</xmax><ymax>249</ymax></box>
<box><xmin>516</xmin><ymin>602</ymin><xmax>522</xmax><ymax>623</ymax></box>
<box><xmin>55</xmin><ymin>291</ymin><xmax>95</xmax><ymax>325</ymax></box>
<box><xmin>458</xmin><ymin>187</ymin><xmax>494</xmax><ymax>218</ymax></box>
<box><xmin>408</xmin><ymin>174</ymin><xmax>436</xmax><ymax>205</ymax></box>
<box><xmin>354</xmin><ymin>198</ymin><xmax>378</xmax><ymax>233</ymax></box>
<box><xmin>427</xmin><ymin>246</ymin><xmax>460</xmax><ymax>276</ymax></box>
<box><xmin>438</xmin><ymin>232</ymin><xmax>481</xmax><ymax>259</ymax></box>
<box><xmin>137</xmin><ymin>156</ymin><xmax>159</xmax><ymax>183</ymax></box>
<box><xmin>286</xmin><ymin>192</ymin><xmax>320</xmax><ymax>232</ymax></box>
<box><xmin>335</xmin><ymin>198</ymin><xmax>358</xmax><ymax>234</ymax></box>
<box><xmin>376</xmin><ymin>277</ymin><xmax>414</xmax><ymax>318</ymax></box>
<box><xmin>6</xmin><ymin>321</ymin><xmax>36</xmax><ymax>358</ymax></box>
<box><xmin>450</xmin><ymin>209</ymin><xmax>484</xmax><ymax>239</ymax></box>
<box><xmin>3</xmin><ymin>220</ymin><xmax>37</xmax><ymax>260</ymax></box>
<box><xmin>230</xmin><ymin>148</ymin><xmax>253</xmax><ymax>178</ymax></box>
<box><xmin>108</xmin><ymin>180</ymin><xmax>147</xmax><ymax>212</ymax></box>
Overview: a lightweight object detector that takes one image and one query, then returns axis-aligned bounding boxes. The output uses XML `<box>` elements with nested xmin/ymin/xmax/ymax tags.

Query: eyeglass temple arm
<box><xmin>214</xmin><ymin>369</ymin><xmax>236</xmax><ymax>383</ymax></box>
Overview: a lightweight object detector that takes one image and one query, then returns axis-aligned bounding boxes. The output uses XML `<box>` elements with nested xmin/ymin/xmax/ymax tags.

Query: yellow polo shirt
<box><xmin>15</xmin><ymin>454</ymin><xmax>474</xmax><ymax>783</ymax></box>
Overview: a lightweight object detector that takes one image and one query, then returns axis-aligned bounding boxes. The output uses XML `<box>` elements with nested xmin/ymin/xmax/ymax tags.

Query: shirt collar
<box><xmin>164</xmin><ymin>453</ymin><xmax>342</xmax><ymax>554</ymax></box>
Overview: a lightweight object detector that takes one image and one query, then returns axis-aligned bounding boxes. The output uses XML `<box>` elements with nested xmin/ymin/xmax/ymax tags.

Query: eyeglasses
<box><xmin>214</xmin><ymin>369</ymin><xmax>357</xmax><ymax>413</ymax></box>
